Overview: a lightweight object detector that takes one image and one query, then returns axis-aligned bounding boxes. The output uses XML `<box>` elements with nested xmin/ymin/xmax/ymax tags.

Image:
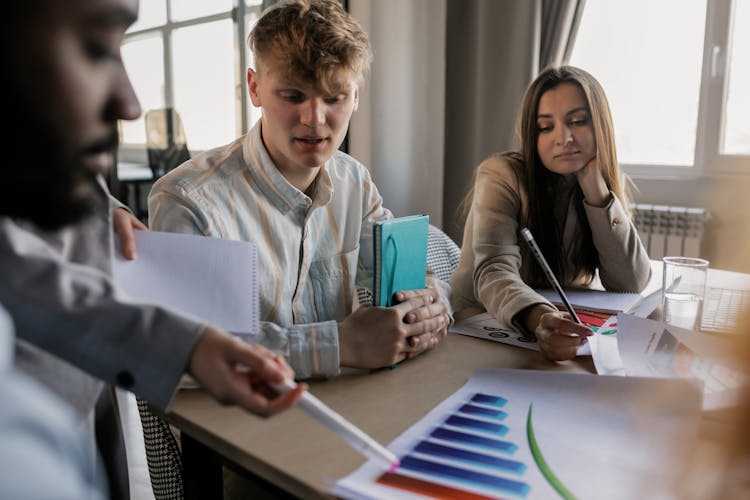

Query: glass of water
<box><xmin>661</xmin><ymin>256</ymin><xmax>709</xmax><ymax>330</ymax></box>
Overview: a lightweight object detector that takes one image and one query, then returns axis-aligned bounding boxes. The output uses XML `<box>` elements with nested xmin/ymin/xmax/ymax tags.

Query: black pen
<box><xmin>520</xmin><ymin>228</ymin><xmax>582</xmax><ymax>324</ymax></box>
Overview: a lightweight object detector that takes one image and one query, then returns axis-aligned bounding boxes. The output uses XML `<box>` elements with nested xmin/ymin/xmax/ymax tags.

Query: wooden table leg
<box><xmin>182</xmin><ymin>433</ymin><xmax>223</xmax><ymax>500</ymax></box>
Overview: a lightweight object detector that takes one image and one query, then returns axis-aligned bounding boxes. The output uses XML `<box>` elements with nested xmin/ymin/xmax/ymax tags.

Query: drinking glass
<box><xmin>661</xmin><ymin>256</ymin><xmax>709</xmax><ymax>330</ymax></box>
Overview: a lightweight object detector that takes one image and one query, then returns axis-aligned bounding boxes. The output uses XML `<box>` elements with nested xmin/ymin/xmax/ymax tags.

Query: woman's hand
<box><xmin>575</xmin><ymin>155</ymin><xmax>610</xmax><ymax>207</ymax></box>
<box><xmin>535</xmin><ymin>311</ymin><xmax>593</xmax><ymax>361</ymax></box>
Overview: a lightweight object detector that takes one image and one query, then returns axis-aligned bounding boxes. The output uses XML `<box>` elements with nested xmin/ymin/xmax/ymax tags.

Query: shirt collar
<box><xmin>243</xmin><ymin>121</ymin><xmax>334</xmax><ymax>214</ymax></box>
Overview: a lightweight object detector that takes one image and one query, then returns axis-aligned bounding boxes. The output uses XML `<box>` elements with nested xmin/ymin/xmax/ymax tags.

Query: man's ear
<box><xmin>247</xmin><ymin>67</ymin><xmax>262</xmax><ymax>107</ymax></box>
<box><xmin>352</xmin><ymin>86</ymin><xmax>359</xmax><ymax>112</ymax></box>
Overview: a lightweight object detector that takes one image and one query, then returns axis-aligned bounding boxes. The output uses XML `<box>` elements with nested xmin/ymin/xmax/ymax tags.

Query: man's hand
<box><xmin>338</xmin><ymin>289</ymin><xmax>448</xmax><ymax>369</ymax></box>
<box><xmin>188</xmin><ymin>326</ymin><xmax>304</xmax><ymax>417</ymax></box>
<box><xmin>394</xmin><ymin>287</ymin><xmax>450</xmax><ymax>352</ymax></box>
<box><xmin>113</xmin><ymin>207</ymin><xmax>147</xmax><ymax>260</ymax></box>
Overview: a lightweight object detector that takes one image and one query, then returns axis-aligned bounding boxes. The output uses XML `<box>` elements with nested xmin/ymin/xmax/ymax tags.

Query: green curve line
<box><xmin>526</xmin><ymin>404</ymin><xmax>576</xmax><ymax>499</ymax></box>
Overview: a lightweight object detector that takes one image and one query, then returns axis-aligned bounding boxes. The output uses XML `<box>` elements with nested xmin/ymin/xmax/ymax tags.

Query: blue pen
<box><xmin>520</xmin><ymin>228</ymin><xmax>582</xmax><ymax>324</ymax></box>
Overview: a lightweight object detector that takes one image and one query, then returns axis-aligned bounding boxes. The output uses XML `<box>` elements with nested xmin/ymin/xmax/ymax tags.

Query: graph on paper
<box><xmin>648</xmin><ymin>329</ymin><xmax>743</xmax><ymax>393</ymax></box>
<box><xmin>449</xmin><ymin>308</ymin><xmax>617</xmax><ymax>355</ymax></box>
<box><xmin>617</xmin><ymin>314</ymin><xmax>746</xmax><ymax>409</ymax></box>
<box><xmin>377</xmin><ymin>392</ymin><xmax>536</xmax><ymax>499</ymax></box>
<box><xmin>333</xmin><ymin>369</ymin><xmax>701</xmax><ymax>500</ymax></box>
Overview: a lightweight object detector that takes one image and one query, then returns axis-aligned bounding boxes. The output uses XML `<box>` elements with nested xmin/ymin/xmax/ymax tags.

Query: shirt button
<box><xmin>116</xmin><ymin>371</ymin><xmax>135</xmax><ymax>388</ymax></box>
<box><xmin>611</xmin><ymin>217</ymin><xmax>620</xmax><ymax>227</ymax></box>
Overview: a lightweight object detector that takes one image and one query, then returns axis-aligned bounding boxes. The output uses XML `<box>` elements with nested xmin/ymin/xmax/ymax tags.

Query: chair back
<box><xmin>427</xmin><ymin>224</ymin><xmax>461</xmax><ymax>282</ymax></box>
<box><xmin>145</xmin><ymin>108</ymin><xmax>190</xmax><ymax>179</ymax></box>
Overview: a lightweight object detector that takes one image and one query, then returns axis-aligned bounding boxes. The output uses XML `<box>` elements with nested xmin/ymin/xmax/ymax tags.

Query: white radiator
<box><xmin>632</xmin><ymin>204</ymin><xmax>709</xmax><ymax>259</ymax></box>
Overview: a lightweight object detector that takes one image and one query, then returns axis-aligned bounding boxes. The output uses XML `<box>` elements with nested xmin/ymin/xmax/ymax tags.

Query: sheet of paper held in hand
<box><xmin>332</xmin><ymin>368</ymin><xmax>701</xmax><ymax>500</ymax></box>
<box><xmin>112</xmin><ymin>230</ymin><xmax>259</xmax><ymax>335</ymax></box>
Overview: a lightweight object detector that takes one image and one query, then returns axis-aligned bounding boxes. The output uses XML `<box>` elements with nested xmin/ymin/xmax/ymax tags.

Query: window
<box><xmin>119</xmin><ymin>0</ymin><xmax>263</xmax><ymax>162</ymax></box>
<box><xmin>569</xmin><ymin>0</ymin><xmax>749</xmax><ymax>176</ymax></box>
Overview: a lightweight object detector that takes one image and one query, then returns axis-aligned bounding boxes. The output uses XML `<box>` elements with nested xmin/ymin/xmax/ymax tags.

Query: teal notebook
<box><xmin>373</xmin><ymin>214</ymin><xmax>429</xmax><ymax>307</ymax></box>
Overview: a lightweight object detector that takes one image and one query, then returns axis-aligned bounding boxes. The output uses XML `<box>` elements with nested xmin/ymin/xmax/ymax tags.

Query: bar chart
<box><xmin>334</xmin><ymin>368</ymin><xmax>701</xmax><ymax>500</ymax></box>
<box><xmin>377</xmin><ymin>392</ymin><xmax>534</xmax><ymax>498</ymax></box>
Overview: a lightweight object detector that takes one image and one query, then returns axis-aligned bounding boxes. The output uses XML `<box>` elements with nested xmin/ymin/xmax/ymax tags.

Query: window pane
<box><xmin>121</xmin><ymin>36</ymin><xmax>165</xmax><ymax>145</ymax></box>
<box><xmin>722</xmin><ymin>0</ymin><xmax>750</xmax><ymax>155</ymax></box>
<box><xmin>570</xmin><ymin>0</ymin><xmax>707</xmax><ymax>166</ymax></box>
<box><xmin>170</xmin><ymin>0</ymin><xmax>233</xmax><ymax>22</ymax></box>
<box><xmin>128</xmin><ymin>0</ymin><xmax>166</xmax><ymax>32</ymax></box>
<box><xmin>173</xmin><ymin>20</ymin><xmax>237</xmax><ymax>150</ymax></box>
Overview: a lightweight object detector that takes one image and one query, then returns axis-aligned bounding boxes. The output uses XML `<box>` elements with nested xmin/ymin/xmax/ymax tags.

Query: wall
<box><xmin>632</xmin><ymin>175</ymin><xmax>750</xmax><ymax>273</ymax></box>
<box><xmin>349</xmin><ymin>0</ymin><xmax>447</xmax><ymax>226</ymax></box>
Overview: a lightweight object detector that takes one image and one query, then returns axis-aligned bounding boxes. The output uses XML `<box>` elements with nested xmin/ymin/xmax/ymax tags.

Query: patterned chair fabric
<box><xmin>426</xmin><ymin>224</ymin><xmax>461</xmax><ymax>282</ymax></box>
<box><xmin>137</xmin><ymin>399</ymin><xmax>183</xmax><ymax>500</ymax></box>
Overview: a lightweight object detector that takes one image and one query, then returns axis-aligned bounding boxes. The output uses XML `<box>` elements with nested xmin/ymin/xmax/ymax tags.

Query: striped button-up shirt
<box><xmin>148</xmin><ymin>121</ymin><xmax>393</xmax><ymax>378</ymax></box>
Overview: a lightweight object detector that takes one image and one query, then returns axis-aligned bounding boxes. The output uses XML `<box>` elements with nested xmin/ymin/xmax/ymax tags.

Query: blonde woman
<box><xmin>451</xmin><ymin>66</ymin><xmax>650</xmax><ymax>361</ymax></box>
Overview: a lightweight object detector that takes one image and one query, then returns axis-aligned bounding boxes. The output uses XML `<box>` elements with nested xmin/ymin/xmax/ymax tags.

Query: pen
<box><xmin>520</xmin><ymin>228</ymin><xmax>582</xmax><ymax>324</ymax></box>
<box><xmin>272</xmin><ymin>379</ymin><xmax>400</xmax><ymax>472</ymax></box>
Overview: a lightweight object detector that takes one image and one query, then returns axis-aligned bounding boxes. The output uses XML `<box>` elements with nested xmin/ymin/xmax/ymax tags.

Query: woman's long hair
<box><xmin>524</xmin><ymin>66</ymin><xmax>625</xmax><ymax>284</ymax></box>
<box><xmin>459</xmin><ymin>66</ymin><xmax>628</xmax><ymax>286</ymax></box>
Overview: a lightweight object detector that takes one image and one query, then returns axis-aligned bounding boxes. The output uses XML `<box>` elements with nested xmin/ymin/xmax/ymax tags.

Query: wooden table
<box><xmin>165</xmin><ymin>333</ymin><xmax>593</xmax><ymax>499</ymax></box>
<box><xmin>165</xmin><ymin>261</ymin><xmax>749</xmax><ymax>499</ymax></box>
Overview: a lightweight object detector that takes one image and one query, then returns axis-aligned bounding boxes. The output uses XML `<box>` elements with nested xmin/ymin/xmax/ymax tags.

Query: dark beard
<box><xmin>1</xmin><ymin>104</ymin><xmax>117</xmax><ymax>231</ymax></box>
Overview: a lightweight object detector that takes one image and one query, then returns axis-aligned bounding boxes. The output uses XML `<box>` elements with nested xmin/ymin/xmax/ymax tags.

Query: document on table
<box><xmin>112</xmin><ymin>231</ymin><xmax>259</xmax><ymax>335</ymax></box>
<box><xmin>536</xmin><ymin>287</ymin><xmax>645</xmax><ymax>314</ymax></box>
<box><xmin>449</xmin><ymin>309</ymin><xmax>622</xmax><ymax>357</ymax></box>
<box><xmin>332</xmin><ymin>368</ymin><xmax>701</xmax><ymax>500</ymax></box>
<box><xmin>449</xmin><ymin>313</ymin><xmax>544</xmax><ymax>352</ymax></box>
<box><xmin>617</xmin><ymin>314</ymin><xmax>745</xmax><ymax>410</ymax></box>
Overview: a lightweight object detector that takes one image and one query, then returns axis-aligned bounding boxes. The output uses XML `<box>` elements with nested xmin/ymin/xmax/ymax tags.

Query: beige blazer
<box><xmin>450</xmin><ymin>154</ymin><xmax>651</xmax><ymax>329</ymax></box>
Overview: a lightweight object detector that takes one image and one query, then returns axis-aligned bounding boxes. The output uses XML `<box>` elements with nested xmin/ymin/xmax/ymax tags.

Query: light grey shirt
<box><xmin>0</xmin><ymin>304</ymin><xmax>107</xmax><ymax>500</ymax></box>
<box><xmin>0</xmin><ymin>178</ymin><xmax>205</xmax><ymax>411</ymax></box>
<box><xmin>150</xmin><ymin>121</ymin><xmax>448</xmax><ymax>378</ymax></box>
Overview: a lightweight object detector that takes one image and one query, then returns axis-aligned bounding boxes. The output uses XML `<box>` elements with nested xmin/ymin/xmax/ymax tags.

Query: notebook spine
<box><xmin>374</xmin><ymin>224</ymin><xmax>382</xmax><ymax>305</ymax></box>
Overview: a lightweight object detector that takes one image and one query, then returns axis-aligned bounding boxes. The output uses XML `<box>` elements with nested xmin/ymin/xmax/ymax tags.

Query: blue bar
<box><xmin>431</xmin><ymin>428</ymin><xmax>518</xmax><ymax>453</ymax></box>
<box><xmin>400</xmin><ymin>456</ymin><xmax>530</xmax><ymax>497</ymax></box>
<box><xmin>445</xmin><ymin>415</ymin><xmax>508</xmax><ymax>436</ymax></box>
<box><xmin>459</xmin><ymin>404</ymin><xmax>507</xmax><ymax>420</ymax></box>
<box><xmin>471</xmin><ymin>393</ymin><xmax>507</xmax><ymax>407</ymax></box>
<box><xmin>414</xmin><ymin>441</ymin><xmax>526</xmax><ymax>474</ymax></box>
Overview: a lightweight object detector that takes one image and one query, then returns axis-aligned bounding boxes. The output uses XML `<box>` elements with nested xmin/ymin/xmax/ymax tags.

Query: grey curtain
<box><xmin>442</xmin><ymin>0</ymin><xmax>585</xmax><ymax>243</ymax></box>
<box><xmin>540</xmin><ymin>0</ymin><xmax>586</xmax><ymax>70</ymax></box>
<box><xmin>443</xmin><ymin>0</ymin><xmax>538</xmax><ymax>242</ymax></box>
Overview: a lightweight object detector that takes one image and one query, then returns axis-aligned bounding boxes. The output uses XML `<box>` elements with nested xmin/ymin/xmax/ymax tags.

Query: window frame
<box><xmin>118</xmin><ymin>0</ymin><xmax>260</xmax><ymax>163</ymax></box>
<box><xmin>575</xmin><ymin>0</ymin><xmax>748</xmax><ymax>180</ymax></box>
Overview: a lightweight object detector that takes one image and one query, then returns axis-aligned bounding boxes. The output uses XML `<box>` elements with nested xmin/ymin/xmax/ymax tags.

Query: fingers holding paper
<box><xmin>113</xmin><ymin>207</ymin><xmax>147</xmax><ymax>260</ymax></box>
<box><xmin>188</xmin><ymin>326</ymin><xmax>304</xmax><ymax>417</ymax></box>
<box><xmin>535</xmin><ymin>311</ymin><xmax>593</xmax><ymax>362</ymax></box>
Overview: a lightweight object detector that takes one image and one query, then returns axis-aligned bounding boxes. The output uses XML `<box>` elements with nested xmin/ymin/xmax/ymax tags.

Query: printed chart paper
<box><xmin>333</xmin><ymin>369</ymin><xmax>700</xmax><ymax>500</ymax></box>
<box><xmin>617</xmin><ymin>314</ymin><xmax>744</xmax><ymax>409</ymax></box>
<box><xmin>450</xmin><ymin>308</ymin><xmax>618</xmax><ymax>357</ymax></box>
